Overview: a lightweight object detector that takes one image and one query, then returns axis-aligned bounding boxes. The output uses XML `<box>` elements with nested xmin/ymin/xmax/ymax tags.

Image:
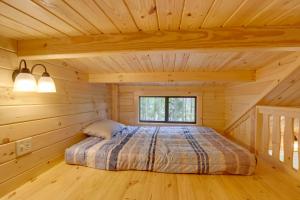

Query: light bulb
<box><xmin>37</xmin><ymin>76</ymin><xmax>56</xmax><ymax>93</ymax></box>
<box><xmin>13</xmin><ymin>72</ymin><xmax>37</xmax><ymax>92</ymax></box>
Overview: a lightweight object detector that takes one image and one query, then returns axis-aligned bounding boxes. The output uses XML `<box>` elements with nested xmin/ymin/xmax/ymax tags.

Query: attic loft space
<box><xmin>0</xmin><ymin>0</ymin><xmax>300</xmax><ymax>199</ymax></box>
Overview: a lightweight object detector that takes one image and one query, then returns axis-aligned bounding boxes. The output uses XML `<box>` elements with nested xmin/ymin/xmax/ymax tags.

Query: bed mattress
<box><xmin>65</xmin><ymin>126</ymin><xmax>256</xmax><ymax>175</ymax></box>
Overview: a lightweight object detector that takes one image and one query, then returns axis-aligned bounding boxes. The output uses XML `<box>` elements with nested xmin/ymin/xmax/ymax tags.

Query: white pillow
<box><xmin>83</xmin><ymin>120</ymin><xmax>125</xmax><ymax>139</ymax></box>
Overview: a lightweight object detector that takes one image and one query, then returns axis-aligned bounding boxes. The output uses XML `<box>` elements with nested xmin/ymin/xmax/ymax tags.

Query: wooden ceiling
<box><xmin>43</xmin><ymin>51</ymin><xmax>292</xmax><ymax>73</ymax></box>
<box><xmin>0</xmin><ymin>0</ymin><xmax>299</xmax><ymax>83</ymax></box>
<box><xmin>1</xmin><ymin>0</ymin><xmax>300</xmax><ymax>39</ymax></box>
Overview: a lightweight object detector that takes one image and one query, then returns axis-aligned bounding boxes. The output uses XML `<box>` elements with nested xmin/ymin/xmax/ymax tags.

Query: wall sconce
<box><xmin>12</xmin><ymin>59</ymin><xmax>56</xmax><ymax>93</ymax></box>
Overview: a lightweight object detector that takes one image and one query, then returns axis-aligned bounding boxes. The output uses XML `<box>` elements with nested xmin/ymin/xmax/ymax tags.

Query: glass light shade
<box><xmin>13</xmin><ymin>72</ymin><xmax>37</xmax><ymax>92</ymax></box>
<box><xmin>37</xmin><ymin>76</ymin><xmax>56</xmax><ymax>93</ymax></box>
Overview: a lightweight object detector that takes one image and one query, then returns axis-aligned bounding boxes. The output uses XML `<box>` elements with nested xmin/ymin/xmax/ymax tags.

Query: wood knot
<box><xmin>148</xmin><ymin>6</ymin><xmax>156</xmax><ymax>15</ymax></box>
<box><xmin>129</xmin><ymin>180</ymin><xmax>139</xmax><ymax>186</ymax></box>
<box><xmin>2</xmin><ymin>138</ymin><xmax>10</xmax><ymax>144</ymax></box>
<box><xmin>187</xmin><ymin>13</ymin><xmax>192</xmax><ymax>16</ymax></box>
<box><xmin>167</xmin><ymin>12</ymin><xmax>172</xmax><ymax>15</ymax></box>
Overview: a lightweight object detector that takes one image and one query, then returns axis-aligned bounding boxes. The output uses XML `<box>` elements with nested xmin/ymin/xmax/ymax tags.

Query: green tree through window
<box><xmin>139</xmin><ymin>96</ymin><xmax>196</xmax><ymax>123</ymax></box>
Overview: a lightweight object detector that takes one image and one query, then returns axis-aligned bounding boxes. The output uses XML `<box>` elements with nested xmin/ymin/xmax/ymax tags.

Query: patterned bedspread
<box><xmin>65</xmin><ymin>126</ymin><xmax>256</xmax><ymax>175</ymax></box>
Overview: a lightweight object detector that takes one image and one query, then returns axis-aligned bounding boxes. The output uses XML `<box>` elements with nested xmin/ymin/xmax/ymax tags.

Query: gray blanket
<box><xmin>65</xmin><ymin>126</ymin><xmax>256</xmax><ymax>175</ymax></box>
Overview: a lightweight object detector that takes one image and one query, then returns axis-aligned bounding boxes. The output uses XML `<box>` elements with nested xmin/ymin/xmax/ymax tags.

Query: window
<box><xmin>139</xmin><ymin>96</ymin><xmax>197</xmax><ymax>124</ymax></box>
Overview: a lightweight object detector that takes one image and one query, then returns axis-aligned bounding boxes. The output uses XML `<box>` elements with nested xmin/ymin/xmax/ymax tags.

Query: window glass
<box><xmin>139</xmin><ymin>97</ymin><xmax>165</xmax><ymax>122</ymax></box>
<box><xmin>139</xmin><ymin>96</ymin><xmax>196</xmax><ymax>123</ymax></box>
<box><xmin>168</xmin><ymin>97</ymin><xmax>196</xmax><ymax>122</ymax></box>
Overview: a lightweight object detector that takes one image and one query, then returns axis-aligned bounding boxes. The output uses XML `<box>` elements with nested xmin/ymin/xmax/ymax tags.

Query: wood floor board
<box><xmin>1</xmin><ymin>160</ymin><xmax>300</xmax><ymax>200</ymax></box>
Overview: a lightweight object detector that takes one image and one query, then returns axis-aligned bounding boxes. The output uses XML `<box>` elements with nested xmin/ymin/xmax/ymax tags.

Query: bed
<box><xmin>65</xmin><ymin>126</ymin><xmax>256</xmax><ymax>175</ymax></box>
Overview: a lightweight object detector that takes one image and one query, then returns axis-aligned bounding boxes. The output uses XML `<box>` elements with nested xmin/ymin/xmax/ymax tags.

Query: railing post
<box><xmin>284</xmin><ymin>117</ymin><xmax>294</xmax><ymax>167</ymax></box>
<box><xmin>261</xmin><ymin>114</ymin><xmax>270</xmax><ymax>155</ymax></box>
<box><xmin>272</xmin><ymin>115</ymin><xmax>281</xmax><ymax>160</ymax></box>
<box><xmin>255</xmin><ymin>107</ymin><xmax>263</xmax><ymax>155</ymax></box>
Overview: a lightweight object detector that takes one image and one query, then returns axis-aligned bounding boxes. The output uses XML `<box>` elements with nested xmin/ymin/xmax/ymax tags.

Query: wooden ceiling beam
<box><xmin>17</xmin><ymin>27</ymin><xmax>300</xmax><ymax>60</ymax></box>
<box><xmin>0</xmin><ymin>37</ymin><xmax>17</xmax><ymax>53</ymax></box>
<box><xmin>89</xmin><ymin>71</ymin><xmax>255</xmax><ymax>83</ymax></box>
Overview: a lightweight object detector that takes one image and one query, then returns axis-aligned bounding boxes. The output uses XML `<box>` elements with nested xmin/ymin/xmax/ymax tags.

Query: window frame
<box><xmin>138</xmin><ymin>96</ymin><xmax>197</xmax><ymax>124</ymax></box>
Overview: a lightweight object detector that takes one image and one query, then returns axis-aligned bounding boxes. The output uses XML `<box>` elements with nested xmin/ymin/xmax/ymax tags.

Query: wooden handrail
<box><xmin>256</xmin><ymin>105</ymin><xmax>299</xmax><ymax>176</ymax></box>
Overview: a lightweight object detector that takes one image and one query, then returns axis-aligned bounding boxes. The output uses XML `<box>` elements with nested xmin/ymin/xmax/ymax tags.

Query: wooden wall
<box><xmin>117</xmin><ymin>85</ymin><xmax>225</xmax><ymax>132</ymax></box>
<box><xmin>226</xmin><ymin>108</ymin><xmax>256</xmax><ymax>151</ymax></box>
<box><xmin>224</xmin><ymin>53</ymin><xmax>300</xmax><ymax>150</ymax></box>
<box><xmin>0</xmin><ymin>47</ymin><xmax>111</xmax><ymax>196</ymax></box>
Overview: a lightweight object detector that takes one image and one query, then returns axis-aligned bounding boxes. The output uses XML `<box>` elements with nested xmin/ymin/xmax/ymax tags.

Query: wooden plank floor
<box><xmin>1</xmin><ymin>160</ymin><xmax>300</xmax><ymax>200</ymax></box>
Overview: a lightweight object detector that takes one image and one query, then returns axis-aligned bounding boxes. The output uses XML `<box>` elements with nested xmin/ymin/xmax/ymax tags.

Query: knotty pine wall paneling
<box><xmin>118</xmin><ymin>85</ymin><xmax>225</xmax><ymax>132</ymax></box>
<box><xmin>0</xmin><ymin>47</ymin><xmax>111</xmax><ymax>196</ymax></box>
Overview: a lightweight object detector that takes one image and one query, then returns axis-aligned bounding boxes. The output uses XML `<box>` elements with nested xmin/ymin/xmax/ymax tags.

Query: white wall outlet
<box><xmin>16</xmin><ymin>137</ymin><xmax>32</xmax><ymax>157</ymax></box>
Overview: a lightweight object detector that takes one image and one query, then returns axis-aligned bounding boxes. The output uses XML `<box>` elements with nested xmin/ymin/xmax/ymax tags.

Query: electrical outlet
<box><xmin>16</xmin><ymin>138</ymin><xmax>32</xmax><ymax>157</ymax></box>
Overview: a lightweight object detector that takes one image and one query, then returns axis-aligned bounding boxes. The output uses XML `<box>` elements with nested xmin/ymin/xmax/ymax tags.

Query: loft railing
<box><xmin>256</xmin><ymin>106</ymin><xmax>300</xmax><ymax>173</ymax></box>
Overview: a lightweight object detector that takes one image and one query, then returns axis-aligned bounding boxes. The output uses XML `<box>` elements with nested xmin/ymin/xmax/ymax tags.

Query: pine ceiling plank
<box><xmin>222</xmin><ymin>52</ymin><xmax>260</xmax><ymax>70</ymax></box>
<box><xmin>0</xmin><ymin>25</ymin><xmax>29</xmax><ymax>40</ymax></box>
<box><xmin>89</xmin><ymin>71</ymin><xmax>256</xmax><ymax>83</ymax></box>
<box><xmin>108</xmin><ymin>54</ymin><xmax>136</xmax><ymax>72</ymax></box>
<box><xmin>33</xmin><ymin>0</ymin><xmax>100</xmax><ymax>35</ymax></box>
<box><xmin>124</xmin><ymin>0</ymin><xmax>158</xmax><ymax>31</ymax></box>
<box><xmin>221</xmin><ymin>52</ymin><xmax>292</xmax><ymax>71</ymax></box>
<box><xmin>0</xmin><ymin>2</ymin><xmax>64</xmax><ymax>37</ymax></box>
<box><xmin>106</xmin><ymin>55</ymin><xmax>129</xmax><ymax>72</ymax></box>
<box><xmin>96</xmin><ymin>56</ymin><xmax>126</xmax><ymax>73</ymax></box>
<box><xmin>223</xmin><ymin>0</ymin><xmax>273</xmax><ymax>27</ymax></box>
<box><xmin>213</xmin><ymin>53</ymin><xmax>241</xmax><ymax>71</ymax></box>
<box><xmin>248</xmin><ymin>0</ymin><xmax>300</xmax><ymax>26</ymax></box>
<box><xmin>86</xmin><ymin>57</ymin><xmax>115</xmax><ymax>73</ymax></box>
<box><xmin>186</xmin><ymin>53</ymin><xmax>212</xmax><ymax>72</ymax></box>
<box><xmin>205</xmin><ymin>52</ymin><xmax>238</xmax><ymax>71</ymax></box>
<box><xmin>137</xmin><ymin>53</ymin><xmax>155</xmax><ymax>72</ymax></box>
<box><xmin>66</xmin><ymin>58</ymin><xmax>108</xmax><ymax>73</ymax></box>
<box><xmin>267</xmin><ymin>4</ymin><xmax>300</xmax><ymax>26</ymax></box>
<box><xmin>84</xmin><ymin>57</ymin><xmax>115</xmax><ymax>73</ymax></box>
<box><xmin>135</xmin><ymin>54</ymin><xmax>154</xmax><ymax>72</ymax></box>
<box><xmin>0</xmin><ymin>14</ymin><xmax>46</xmax><ymax>38</ymax></box>
<box><xmin>65</xmin><ymin>0</ymin><xmax>119</xmax><ymax>34</ymax></box>
<box><xmin>180</xmin><ymin>0</ymin><xmax>214</xmax><ymax>30</ymax></box>
<box><xmin>148</xmin><ymin>53</ymin><xmax>163</xmax><ymax>72</ymax></box>
<box><xmin>121</xmin><ymin>54</ymin><xmax>145</xmax><ymax>72</ymax></box>
<box><xmin>215</xmin><ymin>52</ymin><xmax>243</xmax><ymax>71</ymax></box>
<box><xmin>195</xmin><ymin>53</ymin><xmax>219</xmax><ymax>71</ymax></box>
<box><xmin>156</xmin><ymin>0</ymin><xmax>185</xmax><ymax>30</ymax></box>
<box><xmin>250</xmin><ymin>52</ymin><xmax>293</xmax><ymax>69</ymax></box>
<box><xmin>3</xmin><ymin>0</ymin><xmax>81</xmax><ymax>36</ymax></box>
<box><xmin>94</xmin><ymin>0</ymin><xmax>138</xmax><ymax>33</ymax></box>
<box><xmin>174</xmin><ymin>52</ymin><xmax>189</xmax><ymax>72</ymax></box>
<box><xmin>162</xmin><ymin>52</ymin><xmax>176</xmax><ymax>72</ymax></box>
<box><xmin>201</xmin><ymin>0</ymin><xmax>244</xmax><ymax>28</ymax></box>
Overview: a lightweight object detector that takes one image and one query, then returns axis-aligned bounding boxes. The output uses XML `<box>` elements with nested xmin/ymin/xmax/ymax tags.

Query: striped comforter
<box><xmin>65</xmin><ymin>126</ymin><xmax>256</xmax><ymax>175</ymax></box>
